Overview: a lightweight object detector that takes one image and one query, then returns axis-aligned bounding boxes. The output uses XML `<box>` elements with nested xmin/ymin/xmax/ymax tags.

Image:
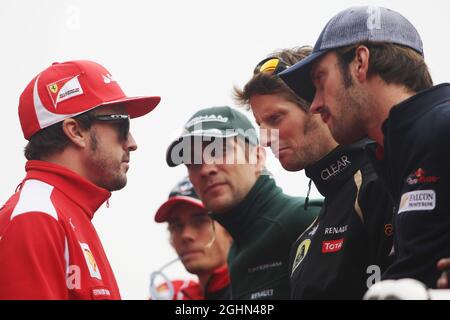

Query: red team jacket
<box><xmin>0</xmin><ymin>160</ymin><xmax>121</xmax><ymax>299</ymax></box>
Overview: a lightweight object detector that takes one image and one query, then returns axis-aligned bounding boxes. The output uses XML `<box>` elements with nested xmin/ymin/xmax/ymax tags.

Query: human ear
<box><xmin>61</xmin><ymin>118</ymin><xmax>88</xmax><ymax>148</ymax></box>
<box><xmin>354</xmin><ymin>45</ymin><xmax>370</xmax><ymax>82</ymax></box>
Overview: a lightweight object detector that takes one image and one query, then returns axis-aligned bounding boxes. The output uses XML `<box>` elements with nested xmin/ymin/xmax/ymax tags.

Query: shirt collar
<box><xmin>211</xmin><ymin>174</ymin><xmax>279</xmax><ymax>242</ymax></box>
<box><xmin>205</xmin><ymin>265</ymin><xmax>230</xmax><ymax>294</ymax></box>
<box><xmin>305</xmin><ymin>140</ymin><xmax>369</xmax><ymax>198</ymax></box>
<box><xmin>23</xmin><ymin>160</ymin><xmax>111</xmax><ymax>220</ymax></box>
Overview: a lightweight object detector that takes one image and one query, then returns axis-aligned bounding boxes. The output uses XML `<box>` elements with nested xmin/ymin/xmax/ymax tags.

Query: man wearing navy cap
<box><xmin>279</xmin><ymin>6</ymin><xmax>450</xmax><ymax>288</ymax></box>
<box><xmin>235</xmin><ymin>46</ymin><xmax>394</xmax><ymax>299</ymax></box>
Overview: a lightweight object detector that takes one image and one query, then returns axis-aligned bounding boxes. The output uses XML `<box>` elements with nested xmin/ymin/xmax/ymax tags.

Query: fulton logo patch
<box><xmin>47</xmin><ymin>75</ymin><xmax>84</xmax><ymax>108</ymax></box>
<box><xmin>292</xmin><ymin>239</ymin><xmax>311</xmax><ymax>274</ymax></box>
<box><xmin>398</xmin><ymin>190</ymin><xmax>436</xmax><ymax>213</ymax></box>
<box><xmin>79</xmin><ymin>242</ymin><xmax>102</xmax><ymax>280</ymax></box>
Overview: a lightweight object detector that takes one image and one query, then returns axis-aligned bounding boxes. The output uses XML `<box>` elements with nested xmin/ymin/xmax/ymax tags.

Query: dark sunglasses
<box><xmin>253</xmin><ymin>57</ymin><xmax>290</xmax><ymax>76</ymax></box>
<box><xmin>90</xmin><ymin>114</ymin><xmax>130</xmax><ymax>141</ymax></box>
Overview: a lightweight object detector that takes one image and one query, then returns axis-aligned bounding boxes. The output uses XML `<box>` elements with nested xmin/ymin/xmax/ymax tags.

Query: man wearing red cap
<box><xmin>151</xmin><ymin>177</ymin><xmax>232</xmax><ymax>300</ymax></box>
<box><xmin>0</xmin><ymin>60</ymin><xmax>160</xmax><ymax>299</ymax></box>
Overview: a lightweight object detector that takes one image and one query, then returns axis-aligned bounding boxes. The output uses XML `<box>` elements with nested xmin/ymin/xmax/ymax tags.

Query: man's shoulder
<box><xmin>268</xmin><ymin>192</ymin><xmax>308</xmax><ymax>212</ymax></box>
<box><xmin>411</xmin><ymin>101</ymin><xmax>450</xmax><ymax>144</ymax></box>
<box><xmin>415</xmin><ymin>86</ymin><xmax>450</xmax><ymax>125</ymax></box>
<box><xmin>357</xmin><ymin>160</ymin><xmax>386</xmax><ymax>188</ymax></box>
<box><xmin>281</xmin><ymin>193</ymin><xmax>323</xmax><ymax>210</ymax></box>
<box><xmin>356</xmin><ymin>165</ymin><xmax>394</xmax><ymax>218</ymax></box>
<box><xmin>0</xmin><ymin>180</ymin><xmax>67</xmax><ymax>254</ymax></box>
<box><xmin>263</xmin><ymin>192</ymin><xmax>322</xmax><ymax>227</ymax></box>
<box><xmin>424</xmin><ymin>98</ymin><xmax>450</xmax><ymax>119</ymax></box>
<box><xmin>1</xmin><ymin>179</ymin><xmax>61</xmax><ymax>224</ymax></box>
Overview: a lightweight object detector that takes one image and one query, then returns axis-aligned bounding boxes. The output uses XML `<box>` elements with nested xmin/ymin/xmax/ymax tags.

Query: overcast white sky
<box><xmin>0</xmin><ymin>0</ymin><xmax>448</xmax><ymax>299</ymax></box>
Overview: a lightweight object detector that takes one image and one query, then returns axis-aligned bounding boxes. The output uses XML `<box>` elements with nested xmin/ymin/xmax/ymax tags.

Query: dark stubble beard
<box><xmin>329</xmin><ymin>62</ymin><xmax>368</xmax><ymax>145</ymax></box>
<box><xmin>289</xmin><ymin>115</ymin><xmax>325</xmax><ymax>171</ymax></box>
<box><xmin>332</xmin><ymin>84</ymin><xmax>368</xmax><ymax>145</ymax></box>
<box><xmin>88</xmin><ymin>130</ymin><xmax>128</xmax><ymax>191</ymax></box>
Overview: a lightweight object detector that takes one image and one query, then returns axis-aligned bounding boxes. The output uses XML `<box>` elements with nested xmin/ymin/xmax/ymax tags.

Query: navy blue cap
<box><xmin>279</xmin><ymin>6</ymin><xmax>424</xmax><ymax>102</ymax></box>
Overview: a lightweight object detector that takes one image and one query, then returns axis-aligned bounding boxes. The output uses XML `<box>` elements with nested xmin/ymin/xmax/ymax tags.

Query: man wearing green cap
<box><xmin>166</xmin><ymin>106</ymin><xmax>321</xmax><ymax>299</ymax></box>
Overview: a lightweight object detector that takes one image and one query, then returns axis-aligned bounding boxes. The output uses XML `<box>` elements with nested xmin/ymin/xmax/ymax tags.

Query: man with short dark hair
<box><xmin>235</xmin><ymin>47</ymin><xmax>394</xmax><ymax>299</ymax></box>
<box><xmin>166</xmin><ymin>106</ymin><xmax>321</xmax><ymax>299</ymax></box>
<box><xmin>0</xmin><ymin>60</ymin><xmax>160</xmax><ymax>299</ymax></box>
<box><xmin>279</xmin><ymin>6</ymin><xmax>450</xmax><ymax>288</ymax></box>
<box><xmin>152</xmin><ymin>177</ymin><xmax>232</xmax><ymax>300</ymax></box>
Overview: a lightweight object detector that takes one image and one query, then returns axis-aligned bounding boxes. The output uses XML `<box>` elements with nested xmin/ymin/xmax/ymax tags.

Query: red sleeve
<box><xmin>0</xmin><ymin>212</ymin><xmax>68</xmax><ymax>299</ymax></box>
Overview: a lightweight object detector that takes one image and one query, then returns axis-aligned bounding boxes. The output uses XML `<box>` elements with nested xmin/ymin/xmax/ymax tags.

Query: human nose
<box><xmin>198</xmin><ymin>162</ymin><xmax>218</xmax><ymax>178</ymax></box>
<box><xmin>180</xmin><ymin>223</ymin><xmax>197</xmax><ymax>242</ymax></box>
<box><xmin>310</xmin><ymin>90</ymin><xmax>324</xmax><ymax>115</ymax></box>
<box><xmin>125</xmin><ymin>132</ymin><xmax>138</xmax><ymax>152</ymax></box>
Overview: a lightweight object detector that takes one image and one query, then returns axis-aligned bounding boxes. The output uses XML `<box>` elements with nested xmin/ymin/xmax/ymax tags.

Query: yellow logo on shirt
<box><xmin>79</xmin><ymin>242</ymin><xmax>102</xmax><ymax>280</ymax></box>
<box><xmin>291</xmin><ymin>239</ymin><xmax>311</xmax><ymax>275</ymax></box>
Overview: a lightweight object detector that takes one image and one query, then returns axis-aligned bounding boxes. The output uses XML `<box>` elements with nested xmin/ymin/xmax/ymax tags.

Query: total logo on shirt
<box><xmin>322</xmin><ymin>238</ymin><xmax>344</xmax><ymax>254</ymax></box>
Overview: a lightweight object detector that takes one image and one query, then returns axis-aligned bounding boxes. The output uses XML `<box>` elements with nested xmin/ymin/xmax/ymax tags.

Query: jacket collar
<box><xmin>365</xmin><ymin>142</ymin><xmax>395</xmax><ymax>201</ymax></box>
<box><xmin>205</xmin><ymin>265</ymin><xmax>230</xmax><ymax>294</ymax></box>
<box><xmin>382</xmin><ymin>83</ymin><xmax>450</xmax><ymax>135</ymax></box>
<box><xmin>211</xmin><ymin>174</ymin><xmax>280</xmax><ymax>242</ymax></box>
<box><xmin>23</xmin><ymin>160</ymin><xmax>111</xmax><ymax>220</ymax></box>
<box><xmin>305</xmin><ymin>140</ymin><xmax>369</xmax><ymax>199</ymax></box>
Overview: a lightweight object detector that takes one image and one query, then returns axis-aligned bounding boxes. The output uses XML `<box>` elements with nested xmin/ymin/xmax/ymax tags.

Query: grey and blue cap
<box><xmin>278</xmin><ymin>6</ymin><xmax>424</xmax><ymax>102</ymax></box>
<box><xmin>166</xmin><ymin>106</ymin><xmax>259</xmax><ymax>167</ymax></box>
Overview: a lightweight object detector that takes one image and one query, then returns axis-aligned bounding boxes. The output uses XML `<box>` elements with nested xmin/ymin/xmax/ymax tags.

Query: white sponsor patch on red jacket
<box><xmin>91</xmin><ymin>287</ymin><xmax>111</xmax><ymax>300</ymax></box>
<box><xmin>322</xmin><ymin>238</ymin><xmax>344</xmax><ymax>253</ymax></box>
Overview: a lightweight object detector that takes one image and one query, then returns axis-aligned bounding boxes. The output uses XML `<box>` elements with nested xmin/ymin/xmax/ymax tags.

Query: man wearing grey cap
<box><xmin>279</xmin><ymin>6</ymin><xmax>450</xmax><ymax>289</ymax></box>
<box><xmin>166</xmin><ymin>106</ymin><xmax>321</xmax><ymax>299</ymax></box>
